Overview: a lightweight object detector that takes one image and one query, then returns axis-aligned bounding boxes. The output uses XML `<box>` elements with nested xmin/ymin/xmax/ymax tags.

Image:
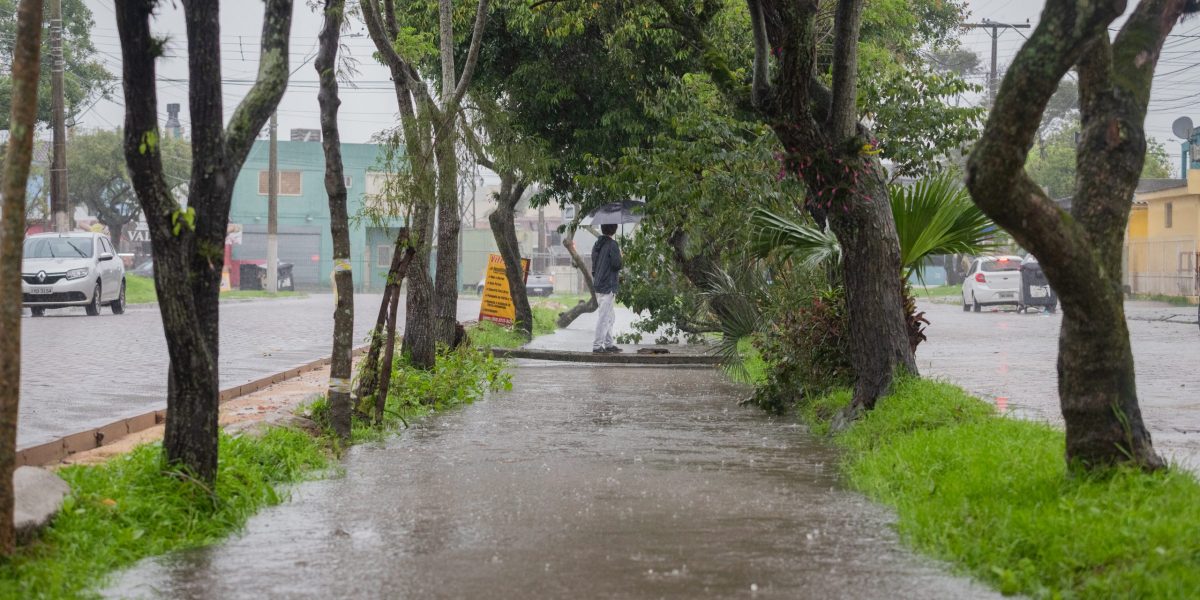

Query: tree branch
<box><xmin>448</xmin><ymin>0</ymin><xmax>491</xmax><ymax>110</ymax></box>
<box><xmin>829</xmin><ymin>0</ymin><xmax>864</xmax><ymax>140</ymax></box>
<box><xmin>225</xmin><ymin>0</ymin><xmax>293</xmax><ymax>170</ymax></box>
<box><xmin>747</xmin><ymin>0</ymin><xmax>772</xmax><ymax>109</ymax></box>
<box><xmin>653</xmin><ymin>0</ymin><xmax>754</xmax><ymax>114</ymax></box>
<box><xmin>1111</xmin><ymin>0</ymin><xmax>1194</xmax><ymax>112</ymax></box>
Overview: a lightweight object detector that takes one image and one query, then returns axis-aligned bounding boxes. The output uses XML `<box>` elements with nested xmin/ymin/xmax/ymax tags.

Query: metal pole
<box><xmin>990</xmin><ymin>25</ymin><xmax>998</xmax><ymax>106</ymax></box>
<box><xmin>50</xmin><ymin>0</ymin><xmax>68</xmax><ymax>232</ymax></box>
<box><xmin>267</xmin><ymin>112</ymin><xmax>279</xmax><ymax>293</ymax></box>
<box><xmin>962</xmin><ymin>21</ymin><xmax>1030</xmax><ymax>108</ymax></box>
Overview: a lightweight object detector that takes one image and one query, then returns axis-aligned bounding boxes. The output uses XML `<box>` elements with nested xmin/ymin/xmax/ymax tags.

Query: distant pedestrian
<box><xmin>591</xmin><ymin>223</ymin><xmax>623</xmax><ymax>353</ymax></box>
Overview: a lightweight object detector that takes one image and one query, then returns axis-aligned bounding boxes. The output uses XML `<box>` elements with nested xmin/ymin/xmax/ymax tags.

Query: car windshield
<box><xmin>23</xmin><ymin>237</ymin><xmax>93</xmax><ymax>259</ymax></box>
<box><xmin>981</xmin><ymin>259</ymin><xmax>1020</xmax><ymax>272</ymax></box>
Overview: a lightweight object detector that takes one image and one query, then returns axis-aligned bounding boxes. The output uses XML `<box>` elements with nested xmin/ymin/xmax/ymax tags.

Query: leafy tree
<box><xmin>66</xmin><ymin>129</ymin><xmax>190</xmax><ymax>250</ymax></box>
<box><xmin>0</xmin><ymin>0</ymin><xmax>42</xmax><ymax>557</ymax></box>
<box><xmin>964</xmin><ymin>0</ymin><xmax>1197</xmax><ymax>470</ymax></box>
<box><xmin>0</xmin><ymin>0</ymin><xmax>110</xmax><ymax>128</ymax></box>
<box><xmin>115</xmin><ymin>0</ymin><xmax>293</xmax><ymax>483</ymax></box>
<box><xmin>1027</xmin><ymin>120</ymin><xmax>1174</xmax><ymax>200</ymax></box>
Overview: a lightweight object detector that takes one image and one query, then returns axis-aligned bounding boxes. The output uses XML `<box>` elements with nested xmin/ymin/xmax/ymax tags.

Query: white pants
<box><xmin>593</xmin><ymin>292</ymin><xmax>616</xmax><ymax>350</ymax></box>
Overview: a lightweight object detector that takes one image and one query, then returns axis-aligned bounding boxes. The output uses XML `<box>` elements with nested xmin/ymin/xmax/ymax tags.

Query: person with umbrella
<box><xmin>586</xmin><ymin>200</ymin><xmax>643</xmax><ymax>353</ymax></box>
<box><xmin>591</xmin><ymin>222</ymin><xmax>623</xmax><ymax>353</ymax></box>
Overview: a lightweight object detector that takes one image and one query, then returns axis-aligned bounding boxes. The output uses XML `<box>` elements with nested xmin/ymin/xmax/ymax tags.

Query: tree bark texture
<box><xmin>487</xmin><ymin>175</ymin><xmax>533</xmax><ymax>339</ymax></box>
<box><xmin>116</xmin><ymin>0</ymin><xmax>292</xmax><ymax>483</ymax></box>
<box><xmin>354</xmin><ymin>230</ymin><xmax>412</xmax><ymax>404</ymax></box>
<box><xmin>656</xmin><ymin>0</ymin><xmax>916</xmax><ymax>411</ymax></box>
<box><xmin>556</xmin><ymin>216</ymin><xmax>599</xmax><ymax>328</ymax></box>
<box><xmin>432</xmin><ymin>123</ymin><xmax>461</xmax><ymax>346</ymax></box>
<box><xmin>964</xmin><ymin>0</ymin><xmax>1192</xmax><ymax>469</ymax></box>
<box><xmin>0</xmin><ymin>0</ymin><xmax>43</xmax><ymax>556</ymax></box>
<box><xmin>317</xmin><ymin>0</ymin><xmax>353</xmax><ymax>441</ymax></box>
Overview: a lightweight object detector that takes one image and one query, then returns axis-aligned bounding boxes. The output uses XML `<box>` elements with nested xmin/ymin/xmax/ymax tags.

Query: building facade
<box><xmin>228</xmin><ymin>138</ymin><xmax>406</xmax><ymax>291</ymax></box>
<box><xmin>1125</xmin><ymin>175</ymin><xmax>1200</xmax><ymax>298</ymax></box>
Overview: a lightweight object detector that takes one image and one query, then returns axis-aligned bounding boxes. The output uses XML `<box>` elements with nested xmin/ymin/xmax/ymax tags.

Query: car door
<box><xmin>98</xmin><ymin>237</ymin><xmax>118</xmax><ymax>300</ymax></box>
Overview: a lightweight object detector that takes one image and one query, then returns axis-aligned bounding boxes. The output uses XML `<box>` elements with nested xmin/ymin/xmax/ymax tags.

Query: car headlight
<box><xmin>66</xmin><ymin>267</ymin><xmax>89</xmax><ymax>280</ymax></box>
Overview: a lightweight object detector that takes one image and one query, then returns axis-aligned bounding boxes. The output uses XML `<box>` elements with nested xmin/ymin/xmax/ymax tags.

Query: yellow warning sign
<box><xmin>479</xmin><ymin>253</ymin><xmax>530</xmax><ymax>326</ymax></box>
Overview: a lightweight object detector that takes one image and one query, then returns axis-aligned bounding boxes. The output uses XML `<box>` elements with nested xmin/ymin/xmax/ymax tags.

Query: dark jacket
<box><xmin>591</xmin><ymin>235</ymin><xmax>622</xmax><ymax>294</ymax></box>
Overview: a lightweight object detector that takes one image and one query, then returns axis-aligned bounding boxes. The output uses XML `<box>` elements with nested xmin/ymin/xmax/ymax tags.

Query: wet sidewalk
<box><xmin>105</xmin><ymin>311</ymin><xmax>999</xmax><ymax>599</ymax></box>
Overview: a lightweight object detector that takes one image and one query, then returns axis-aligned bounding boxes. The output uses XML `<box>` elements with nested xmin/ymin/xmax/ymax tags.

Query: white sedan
<box><xmin>961</xmin><ymin>255</ymin><xmax>1022</xmax><ymax>312</ymax></box>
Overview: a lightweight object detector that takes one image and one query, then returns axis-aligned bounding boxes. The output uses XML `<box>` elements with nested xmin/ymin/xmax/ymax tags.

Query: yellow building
<box><xmin>1124</xmin><ymin>174</ymin><xmax>1199</xmax><ymax>299</ymax></box>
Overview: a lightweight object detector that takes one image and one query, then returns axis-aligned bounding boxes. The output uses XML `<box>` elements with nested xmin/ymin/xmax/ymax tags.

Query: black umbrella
<box><xmin>585</xmin><ymin>200</ymin><xmax>645</xmax><ymax>226</ymax></box>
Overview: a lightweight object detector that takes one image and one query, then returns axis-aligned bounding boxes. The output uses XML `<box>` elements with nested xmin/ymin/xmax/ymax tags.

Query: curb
<box><xmin>16</xmin><ymin>345</ymin><xmax>369</xmax><ymax>467</ymax></box>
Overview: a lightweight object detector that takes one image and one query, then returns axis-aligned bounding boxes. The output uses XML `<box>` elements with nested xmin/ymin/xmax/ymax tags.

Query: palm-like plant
<box><xmin>752</xmin><ymin>172</ymin><xmax>996</xmax><ymax>275</ymax></box>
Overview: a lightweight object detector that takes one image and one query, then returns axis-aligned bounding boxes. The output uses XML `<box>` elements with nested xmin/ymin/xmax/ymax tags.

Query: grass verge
<box><xmin>124</xmin><ymin>275</ymin><xmax>306</xmax><ymax>305</ymax></box>
<box><xmin>0</xmin><ymin>429</ymin><xmax>327</xmax><ymax>599</ymax></box>
<box><xmin>803</xmin><ymin>378</ymin><xmax>1200</xmax><ymax>598</ymax></box>
<box><xmin>1131</xmin><ymin>292</ymin><xmax>1197</xmax><ymax>307</ymax></box>
<box><xmin>466</xmin><ymin>306</ymin><xmax>558</xmax><ymax>349</ymax></box>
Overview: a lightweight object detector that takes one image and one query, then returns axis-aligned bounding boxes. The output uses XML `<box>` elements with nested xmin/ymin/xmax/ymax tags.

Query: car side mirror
<box><xmin>99</xmin><ymin>252</ymin><xmax>114</xmax><ymax>261</ymax></box>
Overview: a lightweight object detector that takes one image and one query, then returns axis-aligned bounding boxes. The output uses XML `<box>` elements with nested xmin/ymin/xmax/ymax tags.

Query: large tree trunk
<box><xmin>317</xmin><ymin>0</ymin><xmax>353</xmax><ymax>441</ymax></box>
<box><xmin>117</xmin><ymin>0</ymin><xmax>292</xmax><ymax>483</ymax></box>
<box><xmin>0</xmin><ymin>0</ymin><xmax>43</xmax><ymax>556</ymax></box>
<box><xmin>963</xmin><ymin>0</ymin><xmax>1186</xmax><ymax>470</ymax></box>
<box><xmin>402</xmin><ymin>197</ymin><xmax>438</xmax><ymax>368</ymax></box>
<box><xmin>488</xmin><ymin>176</ymin><xmax>533</xmax><ymax>338</ymax></box>
<box><xmin>432</xmin><ymin>125</ymin><xmax>461</xmax><ymax>346</ymax></box>
<box><xmin>826</xmin><ymin>171</ymin><xmax>916</xmax><ymax>411</ymax></box>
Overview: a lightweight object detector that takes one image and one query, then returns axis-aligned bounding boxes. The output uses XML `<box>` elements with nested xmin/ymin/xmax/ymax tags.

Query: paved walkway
<box><xmin>917</xmin><ymin>299</ymin><xmax>1200</xmax><ymax>471</ymax></box>
<box><xmin>18</xmin><ymin>294</ymin><xmax>481</xmax><ymax>448</ymax></box>
<box><xmin>103</xmin><ymin>309</ymin><xmax>999</xmax><ymax>599</ymax></box>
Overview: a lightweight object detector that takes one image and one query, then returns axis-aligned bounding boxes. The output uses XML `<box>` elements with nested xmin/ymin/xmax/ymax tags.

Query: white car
<box><xmin>22</xmin><ymin>232</ymin><xmax>127</xmax><ymax>316</ymax></box>
<box><xmin>961</xmin><ymin>255</ymin><xmax>1022</xmax><ymax>312</ymax></box>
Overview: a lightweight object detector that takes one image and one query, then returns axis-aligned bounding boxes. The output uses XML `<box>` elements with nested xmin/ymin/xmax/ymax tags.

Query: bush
<box><xmin>751</xmin><ymin>286</ymin><xmax>853</xmax><ymax>412</ymax></box>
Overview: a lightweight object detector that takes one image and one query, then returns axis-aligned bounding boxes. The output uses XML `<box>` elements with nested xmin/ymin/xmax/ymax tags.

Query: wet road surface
<box><xmin>18</xmin><ymin>294</ymin><xmax>481</xmax><ymax>448</ymax></box>
<box><xmin>917</xmin><ymin>299</ymin><xmax>1200</xmax><ymax>471</ymax></box>
<box><xmin>105</xmin><ymin>317</ymin><xmax>999</xmax><ymax>599</ymax></box>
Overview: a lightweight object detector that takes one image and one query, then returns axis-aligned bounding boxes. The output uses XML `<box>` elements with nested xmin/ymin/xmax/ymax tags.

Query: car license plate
<box><xmin>1031</xmin><ymin>287</ymin><xmax>1047</xmax><ymax>298</ymax></box>
<box><xmin>29</xmin><ymin>286</ymin><xmax>52</xmax><ymax>295</ymax></box>
<box><xmin>998</xmin><ymin>292</ymin><xmax>1014</xmax><ymax>298</ymax></box>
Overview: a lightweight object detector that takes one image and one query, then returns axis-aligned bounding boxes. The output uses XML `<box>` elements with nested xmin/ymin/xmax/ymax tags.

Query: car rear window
<box><xmin>23</xmin><ymin>237</ymin><xmax>94</xmax><ymax>259</ymax></box>
<box><xmin>981</xmin><ymin>259</ymin><xmax>1019</xmax><ymax>272</ymax></box>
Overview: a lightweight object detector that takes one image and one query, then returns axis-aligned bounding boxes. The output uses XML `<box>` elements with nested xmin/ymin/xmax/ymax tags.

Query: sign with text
<box><xmin>479</xmin><ymin>253</ymin><xmax>530</xmax><ymax>327</ymax></box>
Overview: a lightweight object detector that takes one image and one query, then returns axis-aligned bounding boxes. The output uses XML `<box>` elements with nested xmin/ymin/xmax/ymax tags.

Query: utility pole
<box><xmin>266</xmin><ymin>112</ymin><xmax>279</xmax><ymax>294</ymax></box>
<box><xmin>963</xmin><ymin>19</ymin><xmax>1030</xmax><ymax>107</ymax></box>
<box><xmin>50</xmin><ymin>0</ymin><xmax>69</xmax><ymax>232</ymax></box>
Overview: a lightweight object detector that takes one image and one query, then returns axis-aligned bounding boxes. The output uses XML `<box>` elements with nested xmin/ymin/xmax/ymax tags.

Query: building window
<box><xmin>377</xmin><ymin>244</ymin><xmax>393</xmax><ymax>268</ymax></box>
<box><xmin>1165</xmin><ymin>202</ymin><xmax>1173</xmax><ymax>228</ymax></box>
<box><xmin>258</xmin><ymin>170</ymin><xmax>303</xmax><ymax>196</ymax></box>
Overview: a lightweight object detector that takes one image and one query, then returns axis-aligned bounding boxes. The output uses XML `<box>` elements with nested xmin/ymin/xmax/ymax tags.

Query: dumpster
<box><xmin>238</xmin><ymin>262</ymin><xmax>295</xmax><ymax>292</ymax></box>
<box><xmin>1018</xmin><ymin>254</ymin><xmax>1057</xmax><ymax>313</ymax></box>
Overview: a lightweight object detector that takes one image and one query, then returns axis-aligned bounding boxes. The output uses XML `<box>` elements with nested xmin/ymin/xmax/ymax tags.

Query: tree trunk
<box><xmin>355</xmin><ymin>230</ymin><xmax>409</xmax><ymax>404</ymax></box>
<box><xmin>0</xmin><ymin>0</ymin><xmax>43</xmax><ymax>557</ymax></box>
<box><xmin>402</xmin><ymin>197</ymin><xmax>438</xmax><ymax>368</ymax></box>
<box><xmin>488</xmin><ymin>176</ymin><xmax>533</xmax><ymax>338</ymax></box>
<box><xmin>317</xmin><ymin>0</ymin><xmax>353</xmax><ymax>441</ymax></box>
<box><xmin>375</xmin><ymin>268</ymin><xmax>404</xmax><ymax>422</ymax></box>
<box><xmin>117</xmin><ymin>0</ymin><xmax>292</xmax><ymax>483</ymax></box>
<box><xmin>107</xmin><ymin>221</ymin><xmax>125</xmax><ymax>255</ymax></box>
<box><xmin>826</xmin><ymin>169</ymin><xmax>918</xmax><ymax>411</ymax></box>
<box><xmin>432</xmin><ymin>125</ymin><xmax>461</xmax><ymax>346</ymax></box>
<box><xmin>556</xmin><ymin>218</ymin><xmax>599</xmax><ymax>328</ymax></box>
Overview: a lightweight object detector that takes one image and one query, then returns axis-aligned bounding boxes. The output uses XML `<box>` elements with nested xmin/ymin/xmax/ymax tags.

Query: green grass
<box><xmin>124</xmin><ymin>275</ymin><xmax>305</xmax><ymax>305</ymax></box>
<box><xmin>466</xmin><ymin>307</ymin><xmax>558</xmax><ymax>349</ymax></box>
<box><xmin>1132</xmin><ymin>292</ymin><xmax>1197</xmax><ymax>307</ymax></box>
<box><xmin>913</xmin><ymin>284</ymin><xmax>963</xmax><ymax>298</ymax></box>
<box><xmin>124</xmin><ymin>275</ymin><xmax>158</xmax><ymax>305</ymax></box>
<box><xmin>803</xmin><ymin>378</ymin><xmax>1200</xmax><ymax>598</ymax></box>
<box><xmin>729</xmin><ymin>337</ymin><xmax>768</xmax><ymax>386</ymax></box>
<box><xmin>0</xmin><ymin>429</ymin><xmax>327</xmax><ymax>599</ymax></box>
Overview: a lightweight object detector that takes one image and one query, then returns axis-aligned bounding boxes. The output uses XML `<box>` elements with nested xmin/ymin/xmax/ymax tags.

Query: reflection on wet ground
<box><xmin>105</xmin><ymin>361</ymin><xmax>999</xmax><ymax>599</ymax></box>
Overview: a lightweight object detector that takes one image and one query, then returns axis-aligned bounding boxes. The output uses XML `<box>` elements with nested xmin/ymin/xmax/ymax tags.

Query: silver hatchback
<box><xmin>22</xmin><ymin>232</ymin><xmax>127</xmax><ymax>316</ymax></box>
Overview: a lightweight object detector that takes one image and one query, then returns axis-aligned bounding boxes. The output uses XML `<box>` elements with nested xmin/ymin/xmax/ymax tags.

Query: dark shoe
<box><xmin>605</xmin><ymin>346</ymin><xmax>623</xmax><ymax>353</ymax></box>
<box><xmin>592</xmin><ymin>347</ymin><xmax>608</xmax><ymax>353</ymax></box>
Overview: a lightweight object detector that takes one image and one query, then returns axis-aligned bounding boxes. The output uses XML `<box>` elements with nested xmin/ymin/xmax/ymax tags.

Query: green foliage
<box><xmin>751</xmin><ymin>286</ymin><xmax>854</xmax><ymax>413</ymax></box>
<box><xmin>466</xmin><ymin>307</ymin><xmax>557</xmax><ymax>349</ymax></box>
<box><xmin>0</xmin><ymin>0</ymin><xmax>112</xmax><ymax>129</ymax></box>
<box><xmin>804</xmin><ymin>378</ymin><xmax>1200</xmax><ymax>599</ymax></box>
<box><xmin>889</xmin><ymin>173</ymin><xmax>997</xmax><ymax>280</ymax></box>
<box><xmin>1027</xmin><ymin>119</ymin><xmax>1175</xmax><ymax>199</ymax></box>
<box><xmin>749</xmin><ymin>208</ymin><xmax>841</xmax><ymax>270</ymax></box>
<box><xmin>0</xmin><ymin>430</ymin><xmax>327</xmax><ymax>599</ymax></box>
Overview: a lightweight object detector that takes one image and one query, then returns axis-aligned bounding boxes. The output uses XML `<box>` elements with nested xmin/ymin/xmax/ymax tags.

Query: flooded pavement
<box><xmin>917</xmin><ymin>299</ymin><xmax>1200</xmax><ymax>472</ymax></box>
<box><xmin>106</xmin><ymin>314</ymin><xmax>999</xmax><ymax>599</ymax></box>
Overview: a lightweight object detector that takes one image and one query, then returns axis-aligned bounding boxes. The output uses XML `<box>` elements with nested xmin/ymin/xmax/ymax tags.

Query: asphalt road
<box><xmin>17</xmin><ymin>294</ymin><xmax>481</xmax><ymax>449</ymax></box>
<box><xmin>917</xmin><ymin>298</ymin><xmax>1200</xmax><ymax>471</ymax></box>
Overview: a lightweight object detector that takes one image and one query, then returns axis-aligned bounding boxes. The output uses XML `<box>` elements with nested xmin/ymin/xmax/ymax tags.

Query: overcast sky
<box><xmin>74</xmin><ymin>0</ymin><xmax>1200</xmax><ymax>175</ymax></box>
